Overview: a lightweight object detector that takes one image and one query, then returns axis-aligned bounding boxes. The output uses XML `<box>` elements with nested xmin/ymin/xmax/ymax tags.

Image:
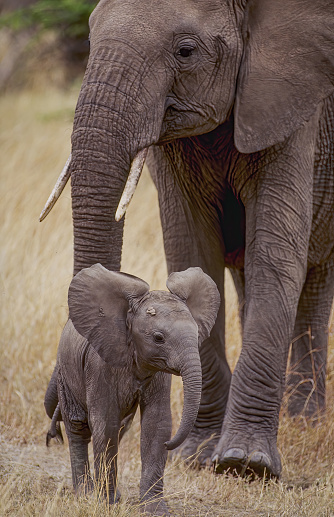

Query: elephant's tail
<box><xmin>46</xmin><ymin>402</ymin><xmax>64</xmax><ymax>447</ymax></box>
<box><xmin>44</xmin><ymin>365</ymin><xmax>60</xmax><ymax>419</ymax></box>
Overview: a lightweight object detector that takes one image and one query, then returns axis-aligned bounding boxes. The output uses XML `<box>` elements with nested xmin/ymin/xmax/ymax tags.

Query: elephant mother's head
<box><xmin>86</xmin><ymin>0</ymin><xmax>243</xmax><ymax>145</ymax></box>
<box><xmin>42</xmin><ymin>0</ymin><xmax>334</xmax><ymax>275</ymax></box>
<box><xmin>68</xmin><ymin>0</ymin><xmax>244</xmax><ymax>274</ymax></box>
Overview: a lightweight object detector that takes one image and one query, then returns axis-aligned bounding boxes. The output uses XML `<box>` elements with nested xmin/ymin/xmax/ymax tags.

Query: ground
<box><xmin>1</xmin><ymin>89</ymin><xmax>334</xmax><ymax>516</ymax></box>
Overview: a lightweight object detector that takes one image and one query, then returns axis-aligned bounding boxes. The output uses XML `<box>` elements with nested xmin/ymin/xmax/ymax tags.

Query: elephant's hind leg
<box><xmin>286</xmin><ymin>263</ymin><xmax>334</xmax><ymax>418</ymax></box>
<box><xmin>58</xmin><ymin>375</ymin><xmax>92</xmax><ymax>494</ymax></box>
<box><xmin>66</xmin><ymin>419</ymin><xmax>93</xmax><ymax>494</ymax></box>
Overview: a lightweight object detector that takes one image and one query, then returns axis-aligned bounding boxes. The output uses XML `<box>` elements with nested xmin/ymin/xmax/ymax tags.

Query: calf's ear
<box><xmin>68</xmin><ymin>264</ymin><xmax>149</xmax><ymax>364</ymax></box>
<box><xmin>166</xmin><ymin>267</ymin><xmax>220</xmax><ymax>345</ymax></box>
<box><xmin>234</xmin><ymin>0</ymin><xmax>334</xmax><ymax>153</ymax></box>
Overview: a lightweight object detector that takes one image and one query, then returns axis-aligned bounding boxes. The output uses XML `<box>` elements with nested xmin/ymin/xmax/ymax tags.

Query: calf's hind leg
<box><xmin>58</xmin><ymin>391</ymin><xmax>92</xmax><ymax>493</ymax></box>
<box><xmin>65</xmin><ymin>419</ymin><xmax>92</xmax><ymax>494</ymax></box>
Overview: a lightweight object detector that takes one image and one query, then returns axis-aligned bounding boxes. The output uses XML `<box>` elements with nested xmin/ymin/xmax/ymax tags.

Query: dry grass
<box><xmin>1</xmin><ymin>87</ymin><xmax>334</xmax><ymax>516</ymax></box>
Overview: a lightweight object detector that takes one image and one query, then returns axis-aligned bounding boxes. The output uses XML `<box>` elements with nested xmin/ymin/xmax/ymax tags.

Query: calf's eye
<box><xmin>153</xmin><ymin>332</ymin><xmax>165</xmax><ymax>344</ymax></box>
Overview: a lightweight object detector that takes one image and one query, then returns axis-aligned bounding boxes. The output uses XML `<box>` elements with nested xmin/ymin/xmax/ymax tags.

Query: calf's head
<box><xmin>68</xmin><ymin>264</ymin><xmax>220</xmax><ymax>449</ymax></box>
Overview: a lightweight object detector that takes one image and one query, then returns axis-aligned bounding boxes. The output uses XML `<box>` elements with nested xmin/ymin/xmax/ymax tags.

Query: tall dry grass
<box><xmin>1</xmin><ymin>87</ymin><xmax>334</xmax><ymax>516</ymax></box>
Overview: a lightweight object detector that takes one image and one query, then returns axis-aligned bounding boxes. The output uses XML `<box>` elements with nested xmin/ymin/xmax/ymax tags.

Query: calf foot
<box><xmin>171</xmin><ymin>426</ymin><xmax>220</xmax><ymax>468</ymax></box>
<box><xmin>212</xmin><ymin>430</ymin><xmax>281</xmax><ymax>479</ymax></box>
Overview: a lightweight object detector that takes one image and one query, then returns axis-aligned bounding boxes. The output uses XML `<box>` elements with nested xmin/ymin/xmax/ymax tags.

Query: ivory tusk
<box><xmin>115</xmin><ymin>147</ymin><xmax>148</xmax><ymax>222</ymax></box>
<box><xmin>39</xmin><ymin>154</ymin><xmax>71</xmax><ymax>222</ymax></box>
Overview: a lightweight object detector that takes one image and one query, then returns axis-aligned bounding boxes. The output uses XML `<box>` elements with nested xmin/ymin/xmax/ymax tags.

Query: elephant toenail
<box><xmin>249</xmin><ymin>451</ymin><xmax>271</xmax><ymax>468</ymax></box>
<box><xmin>223</xmin><ymin>448</ymin><xmax>247</xmax><ymax>461</ymax></box>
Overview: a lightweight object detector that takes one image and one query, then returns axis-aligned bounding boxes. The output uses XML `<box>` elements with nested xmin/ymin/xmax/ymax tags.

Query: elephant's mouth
<box><xmin>163</xmin><ymin>98</ymin><xmax>198</xmax><ymax>126</ymax></box>
<box><xmin>159</xmin><ymin>99</ymin><xmax>216</xmax><ymax>144</ymax></box>
<box><xmin>162</xmin><ymin>365</ymin><xmax>181</xmax><ymax>376</ymax></box>
<box><xmin>144</xmin><ymin>357</ymin><xmax>181</xmax><ymax>376</ymax></box>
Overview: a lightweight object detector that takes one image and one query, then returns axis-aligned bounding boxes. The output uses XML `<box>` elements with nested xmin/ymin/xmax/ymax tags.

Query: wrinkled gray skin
<box><xmin>59</xmin><ymin>0</ymin><xmax>334</xmax><ymax>478</ymax></box>
<box><xmin>45</xmin><ymin>265</ymin><xmax>220</xmax><ymax>515</ymax></box>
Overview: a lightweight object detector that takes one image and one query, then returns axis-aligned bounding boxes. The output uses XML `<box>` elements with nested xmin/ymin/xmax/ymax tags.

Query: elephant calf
<box><xmin>45</xmin><ymin>264</ymin><xmax>220</xmax><ymax>515</ymax></box>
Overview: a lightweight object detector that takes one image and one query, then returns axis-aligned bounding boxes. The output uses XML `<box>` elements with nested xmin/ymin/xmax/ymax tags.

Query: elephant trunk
<box><xmin>70</xmin><ymin>45</ymin><xmax>166</xmax><ymax>275</ymax></box>
<box><xmin>165</xmin><ymin>349</ymin><xmax>202</xmax><ymax>451</ymax></box>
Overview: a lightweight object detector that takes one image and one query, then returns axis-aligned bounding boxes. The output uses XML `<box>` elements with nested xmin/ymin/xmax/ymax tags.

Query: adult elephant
<box><xmin>42</xmin><ymin>0</ymin><xmax>334</xmax><ymax>478</ymax></box>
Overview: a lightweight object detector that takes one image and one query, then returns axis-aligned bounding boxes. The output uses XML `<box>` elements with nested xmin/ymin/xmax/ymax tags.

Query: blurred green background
<box><xmin>0</xmin><ymin>0</ymin><xmax>97</xmax><ymax>90</ymax></box>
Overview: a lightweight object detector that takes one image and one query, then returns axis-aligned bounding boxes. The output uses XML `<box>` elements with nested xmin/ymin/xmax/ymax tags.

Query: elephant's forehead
<box><xmin>93</xmin><ymin>0</ymin><xmax>224</xmax><ymax>20</ymax></box>
<box><xmin>141</xmin><ymin>291</ymin><xmax>190</xmax><ymax>318</ymax></box>
<box><xmin>90</xmin><ymin>0</ymin><xmax>226</xmax><ymax>40</ymax></box>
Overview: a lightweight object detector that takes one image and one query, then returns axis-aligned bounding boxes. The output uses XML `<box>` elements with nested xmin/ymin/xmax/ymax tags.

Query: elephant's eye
<box><xmin>176</xmin><ymin>42</ymin><xmax>197</xmax><ymax>61</ymax></box>
<box><xmin>153</xmin><ymin>332</ymin><xmax>165</xmax><ymax>344</ymax></box>
<box><xmin>178</xmin><ymin>46</ymin><xmax>194</xmax><ymax>58</ymax></box>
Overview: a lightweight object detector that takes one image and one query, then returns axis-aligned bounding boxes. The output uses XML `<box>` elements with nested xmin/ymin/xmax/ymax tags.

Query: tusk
<box><xmin>115</xmin><ymin>147</ymin><xmax>148</xmax><ymax>222</ymax></box>
<box><xmin>39</xmin><ymin>154</ymin><xmax>71</xmax><ymax>222</ymax></box>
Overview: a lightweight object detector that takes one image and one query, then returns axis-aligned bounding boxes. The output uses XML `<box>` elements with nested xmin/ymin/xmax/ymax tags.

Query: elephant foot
<box><xmin>140</xmin><ymin>498</ymin><xmax>170</xmax><ymax>516</ymax></box>
<box><xmin>171</xmin><ymin>427</ymin><xmax>220</xmax><ymax>468</ymax></box>
<box><xmin>104</xmin><ymin>488</ymin><xmax>121</xmax><ymax>505</ymax></box>
<box><xmin>212</xmin><ymin>431</ymin><xmax>281</xmax><ymax>479</ymax></box>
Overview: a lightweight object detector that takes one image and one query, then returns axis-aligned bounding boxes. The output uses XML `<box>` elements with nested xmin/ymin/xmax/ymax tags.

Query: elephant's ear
<box><xmin>166</xmin><ymin>267</ymin><xmax>220</xmax><ymax>345</ymax></box>
<box><xmin>68</xmin><ymin>264</ymin><xmax>149</xmax><ymax>364</ymax></box>
<box><xmin>234</xmin><ymin>0</ymin><xmax>334</xmax><ymax>153</ymax></box>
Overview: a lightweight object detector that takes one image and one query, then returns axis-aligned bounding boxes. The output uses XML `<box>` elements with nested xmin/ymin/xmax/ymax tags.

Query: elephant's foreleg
<box><xmin>139</xmin><ymin>372</ymin><xmax>171</xmax><ymax>516</ymax></box>
<box><xmin>213</xmin><ymin>116</ymin><xmax>318</xmax><ymax>479</ymax></box>
<box><xmin>148</xmin><ymin>146</ymin><xmax>231</xmax><ymax>467</ymax></box>
<box><xmin>90</xmin><ymin>409</ymin><xmax>120</xmax><ymax>504</ymax></box>
<box><xmin>286</xmin><ymin>263</ymin><xmax>334</xmax><ymax>418</ymax></box>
